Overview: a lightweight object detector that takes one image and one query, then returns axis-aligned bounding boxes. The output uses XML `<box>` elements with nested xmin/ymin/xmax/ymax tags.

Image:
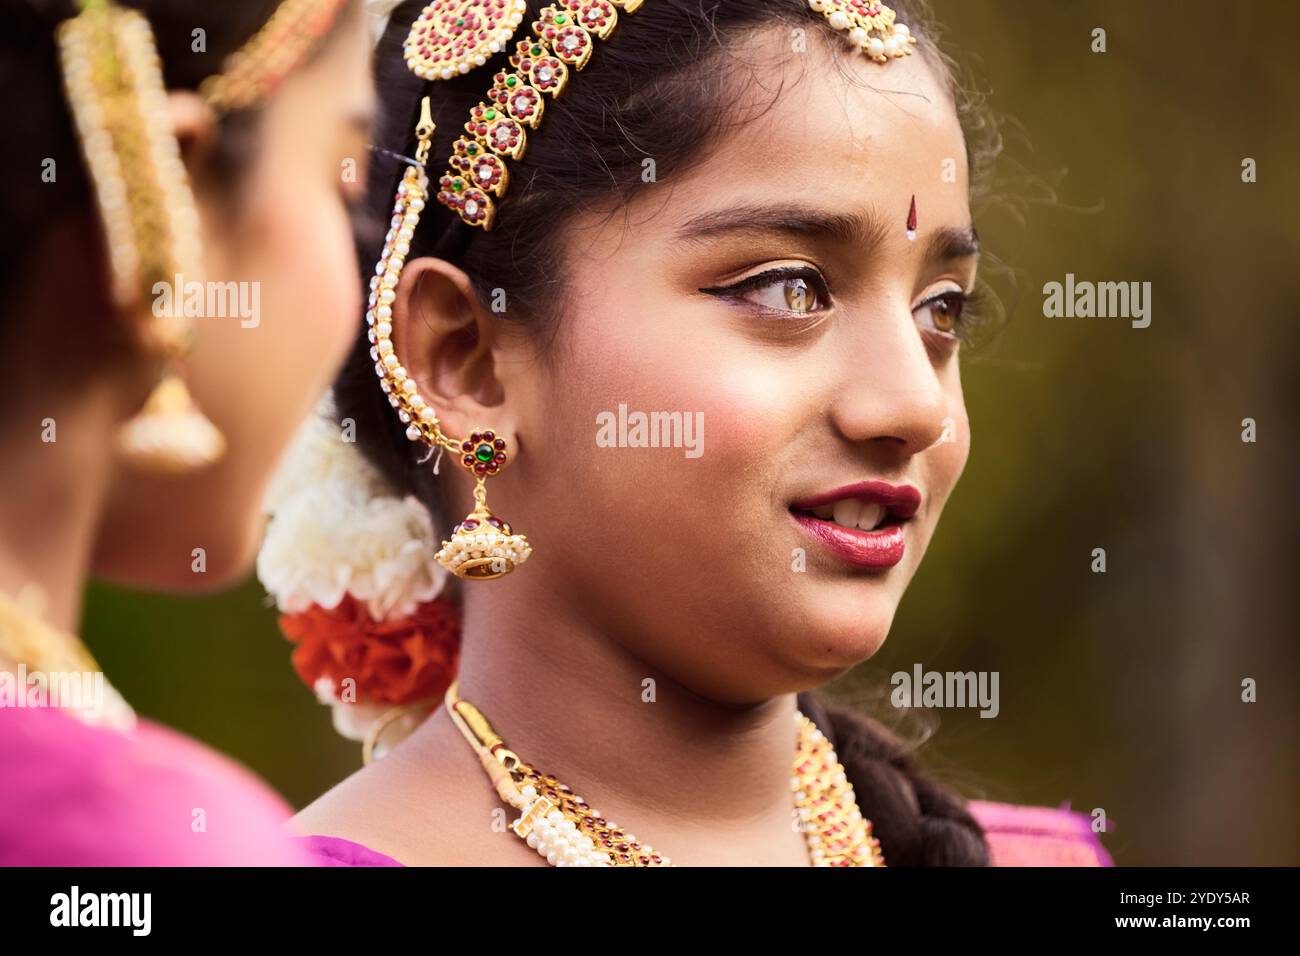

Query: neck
<box><xmin>448</xmin><ymin>580</ymin><xmax>801</xmax><ymax>838</ymax></box>
<box><xmin>0</xmin><ymin>378</ymin><xmax>121</xmax><ymax>634</ymax></box>
<box><xmin>1</xmin><ymin>223</ymin><xmax>138</xmax><ymax>636</ymax></box>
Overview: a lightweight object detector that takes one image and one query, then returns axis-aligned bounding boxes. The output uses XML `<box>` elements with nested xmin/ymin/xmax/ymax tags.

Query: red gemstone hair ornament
<box><xmin>415</xmin><ymin>0</ymin><xmax>646</xmax><ymax>230</ymax></box>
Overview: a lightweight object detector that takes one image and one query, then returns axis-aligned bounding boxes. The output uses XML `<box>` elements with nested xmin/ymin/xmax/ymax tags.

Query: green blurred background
<box><xmin>84</xmin><ymin>0</ymin><xmax>1299</xmax><ymax>865</ymax></box>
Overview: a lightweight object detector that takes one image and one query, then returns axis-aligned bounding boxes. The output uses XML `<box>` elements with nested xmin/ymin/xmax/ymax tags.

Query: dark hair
<box><xmin>0</xmin><ymin>0</ymin><xmax>346</xmax><ymax>313</ymax></box>
<box><xmin>798</xmin><ymin>691</ymin><xmax>988</xmax><ymax>865</ymax></box>
<box><xmin>342</xmin><ymin>0</ymin><xmax>997</xmax><ymax>866</ymax></box>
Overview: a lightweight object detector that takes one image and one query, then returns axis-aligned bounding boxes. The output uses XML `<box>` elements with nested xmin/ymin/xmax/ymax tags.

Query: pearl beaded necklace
<box><xmin>444</xmin><ymin>682</ymin><xmax>885</xmax><ymax>867</ymax></box>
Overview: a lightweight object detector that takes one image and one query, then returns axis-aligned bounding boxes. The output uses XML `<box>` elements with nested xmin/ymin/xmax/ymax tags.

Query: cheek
<box><xmin>689</xmin><ymin>360</ymin><xmax>798</xmax><ymax>462</ymax></box>
<box><xmin>922</xmin><ymin>382</ymin><xmax>971</xmax><ymax>515</ymax></box>
<box><xmin>244</xmin><ymin>186</ymin><xmax>360</xmax><ymax>368</ymax></box>
<box><xmin>568</xmin><ymin>295</ymin><xmax>794</xmax><ymax>468</ymax></box>
<box><xmin>539</xmin><ymin>308</ymin><xmax>801</xmax><ymax>611</ymax></box>
<box><xmin>182</xmin><ymin>182</ymin><xmax>360</xmax><ymax>570</ymax></box>
<box><xmin>221</xmin><ymin>181</ymin><xmax>360</xmax><ymax>440</ymax></box>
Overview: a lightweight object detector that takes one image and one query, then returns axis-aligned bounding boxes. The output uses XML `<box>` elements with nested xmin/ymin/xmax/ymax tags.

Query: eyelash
<box><xmin>700</xmin><ymin>266</ymin><xmax>979</xmax><ymax>344</ymax></box>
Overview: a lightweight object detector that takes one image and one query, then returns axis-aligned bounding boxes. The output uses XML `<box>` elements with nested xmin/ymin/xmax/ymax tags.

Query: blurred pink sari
<box><xmin>0</xmin><ymin>705</ymin><xmax>309</xmax><ymax>866</ymax></box>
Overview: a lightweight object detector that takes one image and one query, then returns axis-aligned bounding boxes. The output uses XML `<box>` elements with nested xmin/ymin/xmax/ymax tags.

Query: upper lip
<box><xmin>789</xmin><ymin>481</ymin><xmax>923</xmax><ymax>522</ymax></box>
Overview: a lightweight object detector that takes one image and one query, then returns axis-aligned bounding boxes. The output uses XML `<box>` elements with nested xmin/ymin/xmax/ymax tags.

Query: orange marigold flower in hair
<box><xmin>280</xmin><ymin>594</ymin><xmax>460</xmax><ymax>707</ymax></box>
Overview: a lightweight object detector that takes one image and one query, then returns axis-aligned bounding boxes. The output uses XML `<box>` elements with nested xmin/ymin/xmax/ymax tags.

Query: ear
<box><xmin>389</xmin><ymin>256</ymin><xmax>513</xmax><ymax>445</ymax></box>
<box><xmin>165</xmin><ymin>90</ymin><xmax>220</xmax><ymax>187</ymax></box>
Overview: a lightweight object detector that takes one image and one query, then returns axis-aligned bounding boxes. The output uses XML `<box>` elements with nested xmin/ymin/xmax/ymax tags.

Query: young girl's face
<box><xmin>493</xmin><ymin>30</ymin><xmax>977</xmax><ymax>703</ymax></box>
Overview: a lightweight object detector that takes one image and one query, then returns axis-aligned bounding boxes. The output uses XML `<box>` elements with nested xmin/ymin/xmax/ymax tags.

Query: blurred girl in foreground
<box><xmin>0</xmin><ymin>0</ymin><xmax>371</xmax><ymax>864</ymax></box>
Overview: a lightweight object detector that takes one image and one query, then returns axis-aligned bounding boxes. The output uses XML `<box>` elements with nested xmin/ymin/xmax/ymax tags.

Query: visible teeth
<box><xmin>802</xmin><ymin>499</ymin><xmax>890</xmax><ymax>531</ymax></box>
<box><xmin>832</xmin><ymin>499</ymin><xmax>862</xmax><ymax>529</ymax></box>
<box><xmin>856</xmin><ymin>503</ymin><xmax>885</xmax><ymax>531</ymax></box>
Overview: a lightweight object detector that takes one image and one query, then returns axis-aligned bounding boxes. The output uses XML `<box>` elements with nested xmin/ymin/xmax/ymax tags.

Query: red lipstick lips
<box><xmin>789</xmin><ymin>481</ymin><xmax>922</xmax><ymax>569</ymax></box>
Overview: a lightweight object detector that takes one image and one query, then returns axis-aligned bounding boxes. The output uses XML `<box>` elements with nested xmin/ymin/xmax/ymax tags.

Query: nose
<box><xmin>828</xmin><ymin>305</ymin><xmax>949</xmax><ymax>457</ymax></box>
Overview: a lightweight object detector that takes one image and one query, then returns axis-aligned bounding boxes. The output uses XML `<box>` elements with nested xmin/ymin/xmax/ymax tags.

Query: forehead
<box><xmin>668</xmin><ymin>26</ymin><xmax>968</xmax><ymax>218</ymax></box>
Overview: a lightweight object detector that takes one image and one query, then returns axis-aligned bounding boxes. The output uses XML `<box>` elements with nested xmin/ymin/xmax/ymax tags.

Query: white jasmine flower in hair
<box><xmin>258</xmin><ymin>480</ymin><xmax>447</xmax><ymax>621</ymax></box>
<box><xmin>261</xmin><ymin>399</ymin><xmax>456</xmax><ymax>758</ymax></box>
<box><xmin>313</xmin><ymin>677</ymin><xmax>378</xmax><ymax>742</ymax></box>
<box><xmin>313</xmin><ymin>678</ymin><xmax>429</xmax><ymax>758</ymax></box>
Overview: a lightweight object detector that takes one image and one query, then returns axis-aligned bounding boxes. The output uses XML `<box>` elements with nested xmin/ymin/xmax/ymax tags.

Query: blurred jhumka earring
<box><xmin>808</xmin><ymin>0</ymin><xmax>916</xmax><ymax>63</ymax></box>
<box><xmin>58</xmin><ymin>0</ymin><xmax>221</xmax><ymax>472</ymax></box>
<box><xmin>57</xmin><ymin>0</ymin><xmax>346</xmax><ymax>473</ymax></box>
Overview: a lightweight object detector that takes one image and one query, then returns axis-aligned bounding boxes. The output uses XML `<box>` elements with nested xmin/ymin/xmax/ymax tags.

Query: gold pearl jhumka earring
<box><xmin>367</xmin><ymin>95</ymin><xmax>533</xmax><ymax>580</ymax></box>
<box><xmin>367</xmin><ymin>0</ymin><xmax>602</xmax><ymax>581</ymax></box>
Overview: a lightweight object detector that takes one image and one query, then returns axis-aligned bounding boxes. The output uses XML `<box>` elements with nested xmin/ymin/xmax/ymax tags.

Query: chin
<box><xmin>92</xmin><ymin>511</ymin><xmax>262</xmax><ymax>594</ymax></box>
<box><xmin>782</xmin><ymin>586</ymin><xmax>899</xmax><ymax>674</ymax></box>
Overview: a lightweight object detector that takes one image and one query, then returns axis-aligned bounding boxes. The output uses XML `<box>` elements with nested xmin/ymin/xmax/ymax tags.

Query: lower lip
<box><xmin>790</xmin><ymin>512</ymin><xmax>907</xmax><ymax>568</ymax></box>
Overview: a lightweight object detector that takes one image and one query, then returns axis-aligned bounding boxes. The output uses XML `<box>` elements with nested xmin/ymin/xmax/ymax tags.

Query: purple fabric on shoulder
<box><xmin>298</xmin><ymin>834</ymin><xmax>405</xmax><ymax>867</ymax></box>
<box><xmin>0</xmin><ymin>704</ymin><xmax>312</xmax><ymax>866</ymax></box>
<box><xmin>968</xmin><ymin>799</ymin><xmax>1115</xmax><ymax>867</ymax></box>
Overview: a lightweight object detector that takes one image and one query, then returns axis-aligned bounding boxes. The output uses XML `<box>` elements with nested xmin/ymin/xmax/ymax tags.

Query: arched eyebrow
<box><xmin>926</xmin><ymin>225</ymin><xmax>980</xmax><ymax>262</ymax></box>
<box><xmin>675</xmin><ymin>202</ymin><xmax>978</xmax><ymax>263</ymax></box>
<box><xmin>676</xmin><ymin>203</ymin><xmax>888</xmax><ymax>247</ymax></box>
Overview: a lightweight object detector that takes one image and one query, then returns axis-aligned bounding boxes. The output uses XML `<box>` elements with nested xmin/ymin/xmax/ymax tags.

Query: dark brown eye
<box><xmin>916</xmin><ymin>290</ymin><xmax>966</xmax><ymax>334</ymax></box>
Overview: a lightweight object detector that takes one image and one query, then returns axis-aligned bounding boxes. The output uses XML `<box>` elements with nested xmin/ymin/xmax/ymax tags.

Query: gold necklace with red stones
<box><xmin>444</xmin><ymin>681</ymin><xmax>885</xmax><ymax>867</ymax></box>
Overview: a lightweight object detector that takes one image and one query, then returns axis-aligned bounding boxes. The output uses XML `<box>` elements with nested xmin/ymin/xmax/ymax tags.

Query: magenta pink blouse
<box><xmin>970</xmin><ymin>799</ymin><xmax>1115</xmax><ymax>867</ymax></box>
<box><xmin>0</xmin><ymin>705</ymin><xmax>310</xmax><ymax>866</ymax></box>
<box><xmin>298</xmin><ymin>800</ymin><xmax>1115</xmax><ymax>867</ymax></box>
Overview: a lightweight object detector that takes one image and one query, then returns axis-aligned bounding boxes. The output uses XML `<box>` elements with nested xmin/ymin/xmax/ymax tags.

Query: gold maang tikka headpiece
<box><xmin>56</xmin><ymin>0</ymin><xmax>347</xmax><ymax>473</ymax></box>
<box><xmin>410</xmin><ymin>0</ymin><xmax>645</xmax><ymax>230</ymax></box>
<box><xmin>369</xmin><ymin>0</ymin><xmax>915</xmax><ymax>579</ymax></box>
